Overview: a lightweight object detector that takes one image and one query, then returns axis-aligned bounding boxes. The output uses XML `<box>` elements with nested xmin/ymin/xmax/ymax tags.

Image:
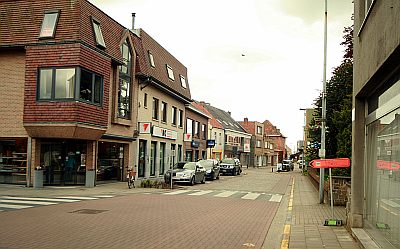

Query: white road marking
<box><xmin>56</xmin><ymin>196</ymin><xmax>99</xmax><ymax>200</ymax></box>
<box><xmin>1</xmin><ymin>196</ymin><xmax>80</xmax><ymax>202</ymax></box>
<box><xmin>241</xmin><ymin>193</ymin><xmax>261</xmax><ymax>200</ymax></box>
<box><xmin>214</xmin><ymin>191</ymin><xmax>238</xmax><ymax>198</ymax></box>
<box><xmin>0</xmin><ymin>200</ymin><xmax>57</xmax><ymax>205</ymax></box>
<box><xmin>93</xmin><ymin>195</ymin><xmax>115</xmax><ymax>198</ymax></box>
<box><xmin>0</xmin><ymin>203</ymin><xmax>33</xmax><ymax>209</ymax></box>
<box><xmin>188</xmin><ymin>190</ymin><xmax>213</xmax><ymax>196</ymax></box>
<box><xmin>163</xmin><ymin>190</ymin><xmax>192</xmax><ymax>195</ymax></box>
<box><xmin>270</xmin><ymin>194</ymin><xmax>283</xmax><ymax>202</ymax></box>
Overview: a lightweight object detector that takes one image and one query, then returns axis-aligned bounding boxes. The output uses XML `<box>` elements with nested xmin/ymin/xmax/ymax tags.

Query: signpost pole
<box><xmin>329</xmin><ymin>167</ymin><xmax>334</xmax><ymax>219</ymax></box>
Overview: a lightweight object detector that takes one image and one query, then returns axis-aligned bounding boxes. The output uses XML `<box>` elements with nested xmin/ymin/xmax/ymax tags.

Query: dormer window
<box><xmin>39</xmin><ymin>10</ymin><xmax>60</xmax><ymax>38</ymax></box>
<box><xmin>166</xmin><ymin>64</ymin><xmax>174</xmax><ymax>80</ymax></box>
<box><xmin>179</xmin><ymin>75</ymin><xmax>187</xmax><ymax>88</ymax></box>
<box><xmin>148</xmin><ymin>51</ymin><xmax>155</xmax><ymax>67</ymax></box>
<box><xmin>91</xmin><ymin>18</ymin><xmax>106</xmax><ymax>48</ymax></box>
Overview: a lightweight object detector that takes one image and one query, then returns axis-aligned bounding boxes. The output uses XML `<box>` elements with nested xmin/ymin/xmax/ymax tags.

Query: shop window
<box><xmin>159</xmin><ymin>143</ymin><xmax>165</xmax><ymax>175</ymax></box>
<box><xmin>39</xmin><ymin>10</ymin><xmax>60</xmax><ymax>38</ymax></box>
<box><xmin>0</xmin><ymin>139</ymin><xmax>28</xmax><ymax>185</ymax></box>
<box><xmin>91</xmin><ymin>18</ymin><xmax>106</xmax><ymax>48</ymax></box>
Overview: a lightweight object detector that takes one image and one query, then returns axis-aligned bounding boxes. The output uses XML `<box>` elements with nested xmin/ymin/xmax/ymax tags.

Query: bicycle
<box><xmin>127</xmin><ymin>167</ymin><xmax>135</xmax><ymax>189</ymax></box>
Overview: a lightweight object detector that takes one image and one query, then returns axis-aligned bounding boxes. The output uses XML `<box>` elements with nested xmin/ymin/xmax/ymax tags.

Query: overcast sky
<box><xmin>89</xmin><ymin>0</ymin><xmax>354</xmax><ymax>151</ymax></box>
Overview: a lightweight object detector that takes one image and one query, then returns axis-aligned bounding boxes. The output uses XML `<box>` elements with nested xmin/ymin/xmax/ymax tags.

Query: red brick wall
<box><xmin>23</xmin><ymin>44</ymin><xmax>111</xmax><ymax>128</ymax></box>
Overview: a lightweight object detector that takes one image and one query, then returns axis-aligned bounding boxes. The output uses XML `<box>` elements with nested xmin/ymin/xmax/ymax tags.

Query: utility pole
<box><xmin>299</xmin><ymin>108</ymin><xmax>307</xmax><ymax>175</ymax></box>
<box><xmin>319</xmin><ymin>0</ymin><xmax>328</xmax><ymax>204</ymax></box>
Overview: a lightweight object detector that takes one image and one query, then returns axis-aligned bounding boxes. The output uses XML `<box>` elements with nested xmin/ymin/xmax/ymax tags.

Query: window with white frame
<box><xmin>172</xmin><ymin>106</ymin><xmax>177</xmax><ymax>125</ymax></box>
<box><xmin>256</xmin><ymin>140</ymin><xmax>262</xmax><ymax>148</ymax></box>
<box><xmin>39</xmin><ymin>10</ymin><xmax>60</xmax><ymax>38</ymax></box>
<box><xmin>152</xmin><ymin>98</ymin><xmax>159</xmax><ymax>120</ymax></box>
<box><xmin>161</xmin><ymin>102</ymin><xmax>167</xmax><ymax>123</ymax></box>
<box><xmin>166</xmin><ymin>64</ymin><xmax>174</xmax><ymax>80</ymax></box>
<box><xmin>257</xmin><ymin>126</ymin><xmax>263</xmax><ymax>135</ymax></box>
<box><xmin>178</xmin><ymin>109</ymin><xmax>183</xmax><ymax>127</ymax></box>
<box><xmin>202</xmin><ymin>124</ymin><xmax>206</xmax><ymax>139</ymax></box>
<box><xmin>186</xmin><ymin>118</ymin><xmax>193</xmax><ymax>134</ymax></box>
<box><xmin>148</xmin><ymin>51</ymin><xmax>155</xmax><ymax>67</ymax></box>
<box><xmin>194</xmin><ymin>121</ymin><xmax>199</xmax><ymax>136</ymax></box>
<box><xmin>91</xmin><ymin>18</ymin><xmax>106</xmax><ymax>48</ymax></box>
<box><xmin>180</xmin><ymin>75</ymin><xmax>187</xmax><ymax>88</ymax></box>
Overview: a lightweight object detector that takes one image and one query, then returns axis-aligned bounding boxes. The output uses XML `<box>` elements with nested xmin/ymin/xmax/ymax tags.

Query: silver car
<box><xmin>171</xmin><ymin>162</ymin><xmax>206</xmax><ymax>185</ymax></box>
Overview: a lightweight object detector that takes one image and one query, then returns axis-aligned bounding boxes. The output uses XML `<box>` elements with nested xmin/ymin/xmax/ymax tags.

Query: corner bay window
<box><xmin>37</xmin><ymin>67</ymin><xmax>103</xmax><ymax>104</ymax></box>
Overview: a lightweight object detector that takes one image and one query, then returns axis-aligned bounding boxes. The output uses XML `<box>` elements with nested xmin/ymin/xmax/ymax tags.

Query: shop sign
<box><xmin>152</xmin><ymin>126</ymin><xmax>177</xmax><ymax>140</ymax></box>
<box><xmin>206</xmin><ymin>139</ymin><xmax>215</xmax><ymax>148</ymax></box>
<box><xmin>191</xmin><ymin>140</ymin><xmax>200</xmax><ymax>148</ymax></box>
<box><xmin>244</xmin><ymin>143</ymin><xmax>250</xmax><ymax>152</ymax></box>
<box><xmin>139</xmin><ymin>122</ymin><xmax>151</xmax><ymax>134</ymax></box>
<box><xmin>184</xmin><ymin>133</ymin><xmax>192</xmax><ymax>142</ymax></box>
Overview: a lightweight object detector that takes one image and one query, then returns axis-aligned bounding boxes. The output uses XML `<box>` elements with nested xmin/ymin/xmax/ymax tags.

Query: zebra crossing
<box><xmin>152</xmin><ymin>189</ymin><xmax>283</xmax><ymax>202</ymax></box>
<box><xmin>0</xmin><ymin>195</ymin><xmax>115</xmax><ymax>212</ymax></box>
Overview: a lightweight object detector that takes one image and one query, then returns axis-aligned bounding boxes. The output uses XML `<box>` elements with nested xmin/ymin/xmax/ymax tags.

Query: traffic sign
<box><xmin>309</xmin><ymin>158</ymin><xmax>350</xmax><ymax>169</ymax></box>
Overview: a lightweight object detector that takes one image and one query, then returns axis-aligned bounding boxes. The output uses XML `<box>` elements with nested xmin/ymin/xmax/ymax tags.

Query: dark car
<box><xmin>164</xmin><ymin>161</ymin><xmax>186</xmax><ymax>183</ymax></box>
<box><xmin>220</xmin><ymin>158</ymin><xmax>242</xmax><ymax>176</ymax></box>
<box><xmin>198</xmin><ymin>159</ymin><xmax>220</xmax><ymax>180</ymax></box>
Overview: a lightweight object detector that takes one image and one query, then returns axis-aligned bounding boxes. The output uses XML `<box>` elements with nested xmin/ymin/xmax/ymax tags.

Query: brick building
<box><xmin>0</xmin><ymin>0</ymin><xmax>192</xmax><ymax>186</ymax></box>
<box><xmin>263</xmin><ymin>120</ymin><xmax>286</xmax><ymax>164</ymax></box>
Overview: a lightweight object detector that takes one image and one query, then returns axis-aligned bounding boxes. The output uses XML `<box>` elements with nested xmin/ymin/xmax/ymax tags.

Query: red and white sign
<box><xmin>184</xmin><ymin>133</ymin><xmax>192</xmax><ymax>142</ymax></box>
<box><xmin>139</xmin><ymin>122</ymin><xmax>151</xmax><ymax>134</ymax></box>
<box><xmin>152</xmin><ymin>126</ymin><xmax>177</xmax><ymax>140</ymax></box>
<box><xmin>244</xmin><ymin>143</ymin><xmax>251</xmax><ymax>153</ymax></box>
<box><xmin>309</xmin><ymin>158</ymin><xmax>350</xmax><ymax>169</ymax></box>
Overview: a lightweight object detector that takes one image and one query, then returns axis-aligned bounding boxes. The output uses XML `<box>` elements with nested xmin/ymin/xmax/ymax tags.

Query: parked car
<box><xmin>298</xmin><ymin>160</ymin><xmax>304</xmax><ymax>169</ymax></box>
<box><xmin>220</xmin><ymin>158</ymin><xmax>242</xmax><ymax>176</ymax></box>
<box><xmin>166</xmin><ymin>162</ymin><xmax>206</xmax><ymax>185</ymax></box>
<box><xmin>164</xmin><ymin>161</ymin><xmax>186</xmax><ymax>183</ymax></box>
<box><xmin>281</xmin><ymin>159</ymin><xmax>294</xmax><ymax>172</ymax></box>
<box><xmin>198</xmin><ymin>159</ymin><xmax>220</xmax><ymax>180</ymax></box>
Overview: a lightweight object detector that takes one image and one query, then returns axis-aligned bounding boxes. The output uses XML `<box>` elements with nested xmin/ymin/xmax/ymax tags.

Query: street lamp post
<box><xmin>299</xmin><ymin>108</ymin><xmax>307</xmax><ymax>175</ymax></box>
<box><xmin>319</xmin><ymin>0</ymin><xmax>328</xmax><ymax>204</ymax></box>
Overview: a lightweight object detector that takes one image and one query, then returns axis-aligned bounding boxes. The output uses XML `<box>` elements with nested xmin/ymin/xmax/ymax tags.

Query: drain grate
<box><xmin>69</xmin><ymin>209</ymin><xmax>108</xmax><ymax>215</ymax></box>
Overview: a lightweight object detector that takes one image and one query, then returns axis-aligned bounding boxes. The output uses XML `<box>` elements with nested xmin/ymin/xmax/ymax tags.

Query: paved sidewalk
<box><xmin>286</xmin><ymin>172</ymin><xmax>360</xmax><ymax>249</ymax></box>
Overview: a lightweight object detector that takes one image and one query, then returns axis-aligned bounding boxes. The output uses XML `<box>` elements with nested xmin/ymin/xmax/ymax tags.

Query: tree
<box><xmin>306</xmin><ymin>24</ymin><xmax>353</xmax><ymax>176</ymax></box>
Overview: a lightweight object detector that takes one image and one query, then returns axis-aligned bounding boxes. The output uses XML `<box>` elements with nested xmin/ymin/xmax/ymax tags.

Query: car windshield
<box><xmin>198</xmin><ymin>160</ymin><xmax>212</xmax><ymax>169</ymax></box>
<box><xmin>173</xmin><ymin>162</ymin><xmax>185</xmax><ymax>169</ymax></box>
<box><xmin>221</xmin><ymin>158</ymin><xmax>235</xmax><ymax>164</ymax></box>
<box><xmin>283</xmin><ymin>160</ymin><xmax>291</xmax><ymax>164</ymax></box>
<box><xmin>183</xmin><ymin>162</ymin><xmax>196</xmax><ymax>170</ymax></box>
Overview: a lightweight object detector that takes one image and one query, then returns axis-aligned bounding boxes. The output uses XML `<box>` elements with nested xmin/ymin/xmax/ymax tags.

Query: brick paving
<box><xmin>288</xmin><ymin>172</ymin><xmax>360</xmax><ymax>249</ymax></box>
<box><xmin>0</xmin><ymin>166</ymin><xmax>362</xmax><ymax>249</ymax></box>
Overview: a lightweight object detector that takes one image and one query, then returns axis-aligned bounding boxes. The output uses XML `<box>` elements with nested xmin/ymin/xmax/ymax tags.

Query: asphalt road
<box><xmin>0</xmin><ymin>167</ymin><xmax>292</xmax><ymax>249</ymax></box>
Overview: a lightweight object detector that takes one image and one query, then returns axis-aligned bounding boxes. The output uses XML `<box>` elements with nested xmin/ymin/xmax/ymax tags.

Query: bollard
<box><xmin>272</xmin><ymin>167</ymin><xmax>274</xmax><ymax>172</ymax></box>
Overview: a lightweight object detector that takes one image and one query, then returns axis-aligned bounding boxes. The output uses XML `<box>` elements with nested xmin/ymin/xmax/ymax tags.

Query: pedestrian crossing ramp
<box><xmin>0</xmin><ymin>195</ymin><xmax>114</xmax><ymax>212</ymax></box>
<box><xmin>157</xmin><ymin>189</ymin><xmax>283</xmax><ymax>202</ymax></box>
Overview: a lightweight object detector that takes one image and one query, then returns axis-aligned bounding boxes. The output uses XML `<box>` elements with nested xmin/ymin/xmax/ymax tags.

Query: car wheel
<box><xmin>190</xmin><ymin>176</ymin><xmax>195</xmax><ymax>186</ymax></box>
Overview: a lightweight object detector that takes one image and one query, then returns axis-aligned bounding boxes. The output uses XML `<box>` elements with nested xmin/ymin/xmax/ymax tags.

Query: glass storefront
<box><xmin>0</xmin><ymin>139</ymin><xmax>27</xmax><ymax>185</ymax></box>
<box><xmin>41</xmin><ymin>140</ymin><xmax>86</xmax><ymax>185</ymax></box>
<box><xmin>97</xmin><ymin>142</ymin><xmax>124</xmax><ymax>182</ymax></box>
<box><xmin>365</xmin><ymin>78</ymin><xmax>400</xmax><ymax>248</ymax></box>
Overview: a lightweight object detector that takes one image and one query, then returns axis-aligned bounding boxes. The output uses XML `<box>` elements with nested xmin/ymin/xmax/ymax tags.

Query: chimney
<box><xmin>227</xmin><ymin>111</ymin><xmax>231</xmax><ymax>116</ymax></box>
<box><xmin>244</xmin><ymin>118</ymin><xmax>248</xmax><ymax>122</ymax></box>
<box><xmin>131</xmin><ymin>13</ymin><xmax>136</xmax><ymax>30</ymax></box>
